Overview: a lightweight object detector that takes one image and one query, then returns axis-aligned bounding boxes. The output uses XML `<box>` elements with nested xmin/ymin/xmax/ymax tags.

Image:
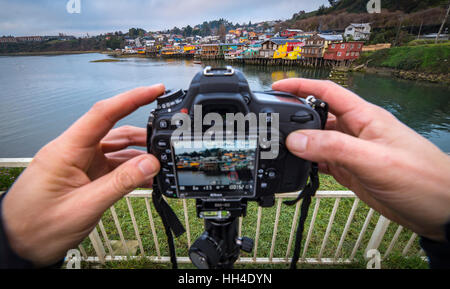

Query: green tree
<box><xmin>184</xmin><ymin>25</ymin><xmax>193</xmax><ymax>37</ymax></box>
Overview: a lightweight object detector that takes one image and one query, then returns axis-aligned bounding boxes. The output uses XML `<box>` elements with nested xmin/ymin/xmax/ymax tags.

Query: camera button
<box><xmin>159</xmin><ymin>120</ymin><xmax>169</xmax><ymax>129</ymax></box>
<box><xmin>161</xmin><ymin>154</ymin><xmax>169</xmax><ymax>162</ymax></box>
<box><xmin>267</xmin><ymin>169</ymin><xmax>277</xmax><ymax>179</ymax></box>
<box><xmin>291</xmin><ymin>112</ymin><xmax>313</xmax><ymax>123</ymax></box>
<box><xmin>158</xmin><ymin>140</ymin><xmax>168</xmax><ymax>148</ymax></box>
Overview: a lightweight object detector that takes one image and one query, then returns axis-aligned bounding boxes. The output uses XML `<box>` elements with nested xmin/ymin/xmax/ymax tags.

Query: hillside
<box><xmin>284</xmin><ymin>0</ymin><xmax>448</xmax><ymax>34</ymax></box>
<box><xmin>327</xmin><ymin>0</ymin><xmax>447</xmax><ymax>14</ymax></box>
<box><xmin>358</xmin><ymin>42</ymin><xmax>449</xmax><ymax>74</ymax></box>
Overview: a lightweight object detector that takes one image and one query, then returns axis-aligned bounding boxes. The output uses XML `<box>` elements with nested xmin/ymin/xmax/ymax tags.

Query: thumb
<box><xmin>286</xmin><ymin>130</ymin><xmax>380</xmax><ymax>170</ymax></box>
<box><xmin>75</xmin><ymin>154</ymin><xmax>160</xmax><ymax>213</ymax></box>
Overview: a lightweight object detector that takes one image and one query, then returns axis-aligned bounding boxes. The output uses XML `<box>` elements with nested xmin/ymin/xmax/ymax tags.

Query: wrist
<box><xmin>0</xmin><ymin>192</ymin><xmax>34</xmax><ymax>268</ymax></box>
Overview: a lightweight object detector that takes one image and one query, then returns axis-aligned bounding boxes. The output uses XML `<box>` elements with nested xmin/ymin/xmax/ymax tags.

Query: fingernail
<box><xmin>138</xmin><ymin>158</ymin><xmax>157</xmax><ymax>179</ymax></box>
<box><xmin>287</xmin><ymin>132</ymin><xmax>308</xmax><ymax>153</ymax></box>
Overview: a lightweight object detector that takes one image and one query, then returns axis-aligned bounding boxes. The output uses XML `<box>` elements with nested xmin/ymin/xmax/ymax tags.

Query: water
<box><xmin>0</xmin><ymin>53</ymin><xmax>448</xmax><ymax>157</ymax></box>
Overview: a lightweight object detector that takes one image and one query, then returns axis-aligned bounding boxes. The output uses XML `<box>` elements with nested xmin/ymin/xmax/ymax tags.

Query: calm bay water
<box><xmin>0</xmin><ymin>53</ymin><xmax>449</xmax><ymax>157</ymax></box>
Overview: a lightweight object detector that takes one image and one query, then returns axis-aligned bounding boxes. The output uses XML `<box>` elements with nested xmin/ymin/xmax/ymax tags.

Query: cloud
<box><xmin>0</xmin><ymin>0</ymin><xmax>328</xmax><ymax>36</ymax></box>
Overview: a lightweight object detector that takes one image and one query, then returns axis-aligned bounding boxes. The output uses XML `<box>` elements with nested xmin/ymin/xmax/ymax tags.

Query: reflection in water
<box><xmin>350</xmin><ymin>73</ymin><xmax>450</xmax><ymax>148</ymax></box>
<box><xmin>0</xmin><ymin>54</ymin><xmax>448</xmax><ymax>157</ymax></box>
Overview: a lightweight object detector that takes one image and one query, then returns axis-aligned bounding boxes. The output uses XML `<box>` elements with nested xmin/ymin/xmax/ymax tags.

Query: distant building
<box><xmin>14</xmin><ymin>36</ymin><xmax>43</xmax><ymax>42</ymax></box>
<box><xmin>302</xmin><ymin>34</ymin><xmax>343</xmax><ymax>59</ymax></box>
<box><xmin>259</xmin><ymin>39</ymin><xmax>302</xmax><ymax>58</ymax></box>
<box><xmin>200</xmin><ymin>44</ymin><xmax>220</xmax><ymax>58</ymax></box>
<box><xmin>324</xmin><ymin>42</ymin><xmax>364</xmax><ymax>61</ymax></box>
<box><xmin>280</xmin><ymin>29</ymin><xmax>303</xmax><ymax>38</ymax></box>
<box><xmin>0</xmin><ymin>37</ymin><xmax>17</xmax><ymax>43</ymax></box>
<box><xmin>344</xmin><ymin>23</ymin><xmax>371</xmax><ymax>41</ymax></box>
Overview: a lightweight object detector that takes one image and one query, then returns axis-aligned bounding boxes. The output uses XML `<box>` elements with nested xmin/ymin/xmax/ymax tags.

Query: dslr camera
<box><xmin>147</xmin><ymin>66</ymin><xmax>327</xmax><ymax>269</ymax></box>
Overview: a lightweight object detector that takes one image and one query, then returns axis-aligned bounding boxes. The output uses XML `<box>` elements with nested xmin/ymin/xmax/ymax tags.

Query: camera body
<box><xmin>147</xmin><ymin>67</ymin><xmax>323</xmax><ymax>213</ymax></box>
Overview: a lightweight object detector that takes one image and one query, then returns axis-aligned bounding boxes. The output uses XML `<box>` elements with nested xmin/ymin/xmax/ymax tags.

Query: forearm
<box><xmin>0</xmin><ymin>191</ymin><xmax>34</xmax><ymax>269</ymax></box>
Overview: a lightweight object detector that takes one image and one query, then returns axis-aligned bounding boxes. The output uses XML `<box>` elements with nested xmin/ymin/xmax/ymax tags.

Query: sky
<box><xmin>0</xmin><ymin>0</ymin><xmax>329</xmax><ymax>37</ymax></box>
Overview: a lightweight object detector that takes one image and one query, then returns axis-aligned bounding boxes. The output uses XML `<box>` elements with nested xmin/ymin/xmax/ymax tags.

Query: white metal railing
<box><xmin>0</xmin><ymin>158</ymin><xmax>425</xmax><ymax>267</ymax></box>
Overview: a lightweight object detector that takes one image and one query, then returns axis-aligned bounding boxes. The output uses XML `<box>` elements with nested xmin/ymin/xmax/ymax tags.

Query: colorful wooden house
<box><xmin>324</xmin><ymin>41</ymin><xmax>364</xmax><ymax>61</ymax></box>
<box><xmin>285</xmin><ymin>44</ymin><xmax>304</xmax><ymax>60</ymax></box>
<box><xmin>261</xmin><ymin>39</ymin><xmax>302</xmax><ymax>59</ymax></box>
<box><xmin>281</xmin><ymin>29</ymin><xmax>303</xmax><ymax>38</ymax></box>
<box><xmin>302</xmin><ymin>34</ymin><xmax>343</xmax><ymax>59</ymax></box>
<box><xmin>200</xmin><ymin>44</ymin><xmax>220</xmax><ymax>58</ymax></box>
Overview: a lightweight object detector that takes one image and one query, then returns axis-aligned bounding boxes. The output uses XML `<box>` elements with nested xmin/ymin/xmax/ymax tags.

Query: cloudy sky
<box><xmin>0</xmin><ymin>0</ymin><xmax>328</xmax><ymax>36</ymax></box>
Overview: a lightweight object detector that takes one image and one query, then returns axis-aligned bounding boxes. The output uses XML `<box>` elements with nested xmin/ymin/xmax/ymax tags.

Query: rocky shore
<box><xmin>357</xmin><ymin>67</ymin><xmax>449</xmax><ymax>85</ymax></box>
<box><xmin>392</xmin><ymin>70</ymin><xmax>450</xmax><ymax>84</ymax></box>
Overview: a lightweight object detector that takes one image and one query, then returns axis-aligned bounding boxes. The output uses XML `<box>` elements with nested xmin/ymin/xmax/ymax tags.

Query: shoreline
<box><xmin>0</xmin><ymin>50</ymin><xmax>101</xmax><ymax>56</ymax></box>
<box><xmin>356</xmin><ymin>67</ymin><xmax>450</xmax><ymax>85</ymax></box>
<box><xmin>1</xmin><ymin>51</ymin><xmax>447</xmax><ymax>85</ymax></box>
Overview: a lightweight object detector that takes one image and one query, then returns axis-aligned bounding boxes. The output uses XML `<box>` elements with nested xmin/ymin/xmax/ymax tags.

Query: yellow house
<box><xmin>285</xmin><ymin>46</ymin><xmax>302</xmax><ymax>60</ymax></box>
<box><xmin>183</xmin><ymin>45</ymin><xmax>196</xmax><ymax>52</ymax></box>
<box><xmin>273</xmin><ymin>44</ymin><xmax>288</xmax><ymax>59</ymax></box>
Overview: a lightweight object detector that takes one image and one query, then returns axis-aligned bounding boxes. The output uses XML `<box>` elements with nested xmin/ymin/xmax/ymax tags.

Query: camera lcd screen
<box><xmin>171</xmin><ymin>139</ymin><xmax>258</xmax><ymax>198</ymax></box>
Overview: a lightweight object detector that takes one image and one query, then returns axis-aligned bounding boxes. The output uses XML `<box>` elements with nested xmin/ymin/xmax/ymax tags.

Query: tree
<box><xmin>317</xmin><ymin>5</ymin><xmax>327</xmax><ymax>15</ymax></box>
<box><xmin>184</xmin><ymin>25</ymin><xmax>193</xmax><ymax>37</ymax></box>
<box><xmin>201</xmin><ymin>22</ymin><xmax>211</xmax><ymax>36</ymax></box>
<box><xmin>219</xmin><ymin>24</ymin><xmax>227</xmax><ymax>42</ymax></box>
<box><xmin>328</xmin><ymin>0</ymin><xmax>337</xmax><ymax>7</ymax></box>
<box><xmin>128</xmin><ymin>28</ymin><xmax>146</xmax><ymax>37</ymax></box>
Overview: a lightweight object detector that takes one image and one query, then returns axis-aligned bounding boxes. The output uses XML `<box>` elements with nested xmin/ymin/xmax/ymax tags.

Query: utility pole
<box><xmin>417</xmin><ymin>20</ymin><xmax>423</xmax><ymax>40</ymax></box>
<box><xmin>436</xmin><ymin>1</ymin><xmax>450</xmax><ymax>44</ymax></box>
<box><xmin>394</xmin><ymin>17</ymin><xmax>403</xmax><ymax>47</ymax></box>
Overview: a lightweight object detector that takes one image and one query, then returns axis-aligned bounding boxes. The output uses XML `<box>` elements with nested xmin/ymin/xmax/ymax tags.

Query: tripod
<box><xmin>189</xmin><ymin>216</ymin><xmax>254</xmax><ymax>269</ymax></box>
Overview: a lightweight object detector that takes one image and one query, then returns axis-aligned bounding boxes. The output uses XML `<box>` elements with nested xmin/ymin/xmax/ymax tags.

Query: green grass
<box><xmin>359</xmin><ymin>42</ymin><xmax>450</xmax><ymax>74</ymax></box>
<box><xmin>0</xmin><ymin>169</ymin><xmax>427</xmax><ymax>269</ymax></box>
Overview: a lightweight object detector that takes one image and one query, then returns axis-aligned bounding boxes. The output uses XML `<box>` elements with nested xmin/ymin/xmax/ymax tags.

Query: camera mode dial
<box><xmin>157</xmin><ymin>89</ymin><xmax>185</xmax><ymax>110</ymax></box>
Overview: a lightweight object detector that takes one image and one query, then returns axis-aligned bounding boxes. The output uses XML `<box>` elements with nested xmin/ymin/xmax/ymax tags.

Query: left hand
<box><xmin>2</xmin><ymin>85</ymin><xmax>165</xmax><ymax>267</ymax></box>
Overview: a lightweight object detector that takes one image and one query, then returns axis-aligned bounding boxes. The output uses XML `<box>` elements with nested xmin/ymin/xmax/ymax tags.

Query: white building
<box><xmin>344</xmin><ymin>23</ymin><xmax>371</xmax><ymax>41</ymax></box>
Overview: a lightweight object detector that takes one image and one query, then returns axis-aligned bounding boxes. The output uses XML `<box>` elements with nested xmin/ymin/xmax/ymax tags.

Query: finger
<box><xmin>73</xmin><ymin>154</ymin><xmax>160</xmax><ymax>213</ymax></box>
<box><xmin>106</xmin><ymin>149</ymin><xmax>147</xmax><ymax>169</ymax></box>
<box><xmin>325</xmin><ymin>113</ymin><xmax>337</xmax><ymax>130</ymax></box>
<box><xmin>272</xmin><ymin>78</ymin><xmax>368</xmax><ymax>117</ymax></box>
<box><xmin>101</xmin><ymin>126</ymin><xmax>147</xmax><ymax>153</ymax></box>
<box><xmin>286</xmin><ymin>129</ymin><xmax>383</xmax><ymax>172</ymax></box>
<box><xmin>61</xmin><ymin>84</ymin><xmax>165</xmax><ymax>148</ymax></box>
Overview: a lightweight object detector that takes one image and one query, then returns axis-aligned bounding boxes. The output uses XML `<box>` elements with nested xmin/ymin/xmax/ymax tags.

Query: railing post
<box><xmin>88</xmin><ymin>226</ymin><xmax>106</xmax><ymax>264</ymax></box>
<box><xmin>365</xmin><ymin>215</ymin><xmax>390</xmax><ymax>256</ymax></box>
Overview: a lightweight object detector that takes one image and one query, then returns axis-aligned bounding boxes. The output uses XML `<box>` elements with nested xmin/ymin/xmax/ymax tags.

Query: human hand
<box><xmin>2</xmin><ymin>85</ymin><xmax>165</xmax><ymax>266</ymax></box>
<box><xmin>273</xmin><ymin>78</ymin><xmax>450</xmax><ymax>242</ymax></box>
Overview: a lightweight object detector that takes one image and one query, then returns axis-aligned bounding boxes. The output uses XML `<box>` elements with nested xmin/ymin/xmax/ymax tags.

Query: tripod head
<box><xmin>188</xmin><ymin>199</ymin><xmax>254</xmax><ymax>269</ymax></box>
<box><xmin>189</xmin><ymin>217</ymin><xmax>254</xmax><ymax>269</ymax></box>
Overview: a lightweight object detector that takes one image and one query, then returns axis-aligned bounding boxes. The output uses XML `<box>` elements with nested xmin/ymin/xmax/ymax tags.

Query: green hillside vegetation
<box><xmin>285</xmin><ymin>0</ymin><xmax>448</xmax><ymax>42</ymax></box>
<box><xmin>327</xmin><ymin>0</ymin><xmax>447</xmax><ymax>14</ymax></box>
<box><xmin>358</xmin><ymin>42</ymin><xmax>449</xmax><ymax>74</ymax></box>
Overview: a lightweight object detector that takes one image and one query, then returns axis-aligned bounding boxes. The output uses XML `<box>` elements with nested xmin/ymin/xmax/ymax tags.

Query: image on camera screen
<box><xmin>171</xmin><ymin>139</ymin><xmax>258</xmax><ymax>197</ymax></box>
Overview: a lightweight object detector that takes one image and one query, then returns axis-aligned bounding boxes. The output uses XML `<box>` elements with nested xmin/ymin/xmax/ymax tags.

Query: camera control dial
<box><xmin>157</xmin><ymin>89</ymin><xmax>185</xmax><ymax>110</ymax></box>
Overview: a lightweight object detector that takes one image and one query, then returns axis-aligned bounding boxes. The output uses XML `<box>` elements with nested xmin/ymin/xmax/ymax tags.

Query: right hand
<box><xmin>273</xmin><ymin>78</ymin><xmax>450</xmax><ymax>242</ymax></box>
